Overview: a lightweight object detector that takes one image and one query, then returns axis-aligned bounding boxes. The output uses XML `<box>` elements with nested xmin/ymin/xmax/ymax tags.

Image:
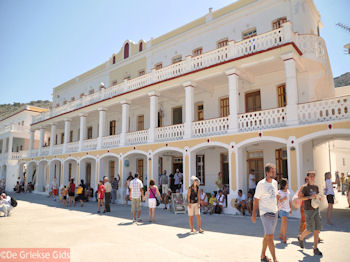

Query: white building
<box><xmin>10</xmin><ymin>0</ymin><xmax>350</xmax><ymax>213</ymax></box>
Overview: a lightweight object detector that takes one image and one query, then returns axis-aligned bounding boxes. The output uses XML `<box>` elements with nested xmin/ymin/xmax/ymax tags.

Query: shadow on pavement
<box><xmin>297</xmin><ymin>250</ymin><xmax>321</xmax><ymax>262</ymax></box>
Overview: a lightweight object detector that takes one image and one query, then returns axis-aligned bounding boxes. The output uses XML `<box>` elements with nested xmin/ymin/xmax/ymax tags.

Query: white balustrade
<box><xmin>192</xmin><ymin>117</ymin><xmax>229</xmax><ymax>137</ymax></box>
<box><xmin>11</xmin><ymin>151</ymin><xmax>28</xmax><ymax>160</ymax></box>
<box><xmin>155</xmin><ymin>124</ymin><xmax>184</xmax><ymax>141</ymax></box>
<box><xmin>239</xmin><ymin>107</ymin><xmax>286</xmax><ymax>132</ymax></box>
<box><xmin>66</xmin><ymin>142</ymin><xmax>79</xmax><ymax>153</ymax></box>
<box><xmin>126</xmin><ymin>130</ymin><xmax>149</xmax><ymax>145</ymax></box>
<box><xmin>296</xmin><ymin>34</ymin><xmax>328</xmax><ymax>69</ymax></box>
<box><xmin>40</xmin><ymin>147</ymin><xmax>50</xmax><ymax>156</ymax></box>
<box><xmin>29</xmin><ymin>149</ymin><xmax>39</xmax><ymax>157</ymax></box>
<box><xmin>102</xmin><ymin>134</ymin><xmax>121</xmax><ymax>148</ymax></box>
<box><xmin>82</xmin><ymin>138</ymin><xmax>98</xmax><ymax>151</ymax></box>
<box><xmin>298</xmin><ymin>96</ymin><xmax>350</xmax><ymax>124</ymax></box>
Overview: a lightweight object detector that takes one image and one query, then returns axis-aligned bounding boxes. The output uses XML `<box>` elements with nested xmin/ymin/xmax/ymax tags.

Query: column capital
<box><xmin>79</xmin><ymin>113</ymin><xmax>87</xmax><ymax>118</ymax></box>
<box><xmin>148</xmin><ymin>91</ymin><xmax>159</xmax><ymax>97</ymax></box>
<box><xmin>63</xmin><ymin>118</ymin><xmax>71</xmax><ymax>122</ymax></box>
<box><xmin>98</xmin><ymin>107</ymin><xmax>107</xmax><ymax>112</ymax></box>
<box><xmin>182</xmin><ymin>81</ymin><xmax>197</xmax><ymax>88</ymax></box>
<box><xmin>225</xmin><ymin>68</ymin><xmax>240</xmax><ymax>77</ymax></box>
<box><xmin>120</xmin><ymin>99</ymin><xmax>130</xmax><ymax>105</ymax></box>
<box><xmin>281</xmin><ymin>52</ymin><xmax>304</xmax><ymax>71</ymax></box>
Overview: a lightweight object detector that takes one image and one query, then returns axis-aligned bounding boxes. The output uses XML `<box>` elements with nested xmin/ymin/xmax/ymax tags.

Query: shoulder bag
<box><xmin>150</xmin><ymin>187</ymin><xmax>160</xmax><ymax>206</ymax></box>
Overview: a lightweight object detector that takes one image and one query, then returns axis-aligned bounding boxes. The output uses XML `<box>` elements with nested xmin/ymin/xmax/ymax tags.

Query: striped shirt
<box><xmin>129</xmin><ymin>178</ymin><xmax>143</xmax><ymax>199</ymax></box>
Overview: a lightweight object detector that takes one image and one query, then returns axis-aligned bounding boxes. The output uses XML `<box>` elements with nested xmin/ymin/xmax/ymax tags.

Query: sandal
<box><xmin>261</xmin><ymin>256</ymin><xmax>272</xmax><ymax>262</ymax></box>
<box><xmin>191</xmin><ymin>229</ymin><xmax>197</xmax><ymax>233</ymax></box>
<box><xmin>198</xmin><ymin>229</ymin><xmax>204</xmax><ymax>233</ymax></box>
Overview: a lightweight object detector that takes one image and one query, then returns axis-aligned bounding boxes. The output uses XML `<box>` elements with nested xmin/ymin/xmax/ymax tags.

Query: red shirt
<box><xmin>98</xmin><ymin>185</ymin><xmax>105</xmax><ymax>199</ymax></box>
<box><xmin>69</xmin><ymin>183</ymin><xmax>75</xmax><ymax>193</ymax></box>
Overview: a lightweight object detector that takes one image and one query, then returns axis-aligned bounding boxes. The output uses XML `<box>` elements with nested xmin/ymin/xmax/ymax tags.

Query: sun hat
<box><xmin>190</xmin><ymin>176</ymin><xmax>200</xmax><ymax>182</ymax></box>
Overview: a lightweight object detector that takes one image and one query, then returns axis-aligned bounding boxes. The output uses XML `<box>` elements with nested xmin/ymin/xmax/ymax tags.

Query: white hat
<box><xmin>191</xmin><ymin>176</ymin><xmax>200</xmax><ymax>182</ymax></box>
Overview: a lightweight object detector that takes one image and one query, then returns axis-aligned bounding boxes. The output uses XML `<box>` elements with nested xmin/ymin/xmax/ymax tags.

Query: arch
<box><xmin>123</xmin><ymin>150</ymin><xmax>148</xmax><ymax>158</ymax></box>
<box><xmin>235</xmin><ymin>136</ymin><xmax>288</xmax><ymax>149</ymax></box>
<box><xmin>99</xmin><ymin>153</ymin><xmax>120</xmax><ymax>161</ymax></box>
<box><xmin>38</xmin><ymin>159</ymin><xmax>49</xmax><ymax>165</ymax></box>
<box><xmin>79</xmin><ymin>155</ymin><xmax>98</xmax><ymax>163</ymax></box>
<box><xmin>27</xmin><ymin>160</ymin><xmax>38</xmax><ymax>166</ymax></box>
<box><xmin>79</xmin><ymin>156</ymin><xmax>97</xmax><ymax>190</ymax></box>
<box><xmin>124</xmin><ymin>42</ymin><xmax>129</xmax><ymax>59</ymax></box>
<box><xmin>152</xmin><ymin>146</ymin><xmax>184</xmax><ymax>156</ymax></box>
<box><xmin>190</xmin><ymin>141</ymin><xmax>230</xmax><ymax>154</ymax></box>
<box><xmin>63</xmin><ymin>157</ymin><xmax>79</xmax><ymax>164</ymax></box>
<box><xmin>296</xmin><ymin>128</ymin><xmax>350</xmax><ymax>145</ymax></box>
<box><xmin>98</xmin><ymin>153</ymin><xmax>120</xmax><ymax>183</ymax></box>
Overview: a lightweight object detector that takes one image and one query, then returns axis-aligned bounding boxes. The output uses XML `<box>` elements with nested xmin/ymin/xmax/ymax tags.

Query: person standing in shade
<box><xmin>215</xmin><ymin>172</ymin><xmax>223</xmax><ymax>191</ymax></box>
<box><xmin>104</xmin><ymin>177</ymin><xmax>112</xmax><ymax>212</ymax></box>
<box><xmin>340</xmin><ymin>172</ymin><xmax>346</xmax><ymax>195</ymax></box>
<box><xmin>129</xmin><ymin>174</ymin><xmax>144</xmax><ymax>222</ymax></box>
<box><xmin>125</xmin><ymin>173</ymin><xmax>133</xmax><ymax>205</ymax></box>
<box><xmin>111</xmin><ymin>175</ymin><xmax>120</xmax><ymax>204</ymax></box>
<box><xmin>335</xmin><ymin>171</ymin><xmax>340</xmax><ymax>192</ymax></box>
<box><xmin>174</xmin><ymin>169</ymin><xmax>183</xmax><ymax>191</ymax></box>
<box><xmin>159</xmin><ymin>170</ymin><xmax>168</xmax><ymax>201</ymax></box>
<box><xmin>298</xmin><ymin>171</ymin><xmax>323</xmax><ymax>256</ymax></box>
<box><xmin>51</xmin><ymin>178</ymin><xmax>58</xmax><ymax>202</ymax></box>
<box><xmin>68</xmin><ymin>179</ymin><xmax>76</xmax><ymax>207</ymax></box>
<box><xmin>249</xmin><ymin>169</ymin><xmax>257</xmax><ymax>195</ymax></box>
<box><xmin>187</xmin><ymin>176</ymin><xmax>204</xmax><ymax>233</ymax></box>
<box><xmin>144</xmin><ymin>179</ymin><xmax>162</xmax><ymax>222</ymax></box>
<box><xmin>97</xmin><ymin>180</ymin><xmax>106</xmax><ymax>214</ymax></box>
<box><xmin>324</xmin><ymin>172</ymin><xmax>335</xmax><ymax>225</ymax></box>
<box><xmin>252</xmin><ymin>163</ymin><xmax>278</xmax><ymax>262</ymax></box>
<box><xmin>78</xmin><ymin>179</ymin><xmax>86</xmax><ymax>207</ymax></box>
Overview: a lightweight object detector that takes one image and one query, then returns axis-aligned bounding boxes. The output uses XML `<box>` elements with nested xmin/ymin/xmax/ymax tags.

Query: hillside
<box><xmin>0</xmin><ymin>100</ymin><xmax>52</xmax><ymax>119</ymax></box>
<box><xmin>334</xmin><ymin>72</ymin><xmax>350</xmax><ymax>87</ymax></box>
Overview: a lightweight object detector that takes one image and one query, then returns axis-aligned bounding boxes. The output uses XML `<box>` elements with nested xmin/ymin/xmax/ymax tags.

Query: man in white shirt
<box><xmin>252</xmin><ymin>163</ymin><xmax>278</xmax><ymax>262</ymax></box>
<box><xmin>248</xmin><ymin>169</ymin><xmax>256</xmax><ymax>195</ymax></box>
<box><xmin>129</xmin><ymin>174</ymin><xmax>144</xmax><ymax>222</ymax></box>
<box><xmin>235</xmin><ymin>189</ymin><xmax>247</xmax><ymax>216</ymax></box>
<box><xmin>0</xmin><ymin>193</ymin><xmax>12</xmax><ymax>217</ymax></box>
<box><xmin>174</xmin><ymin>169</ymin><xmax>183</xmax><ymax>191</ymax></box>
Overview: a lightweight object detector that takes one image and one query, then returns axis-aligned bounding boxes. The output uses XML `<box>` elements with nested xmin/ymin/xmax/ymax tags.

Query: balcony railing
<box><xmin>0</xmin><ymin>124</ymin><xmax>30</xmax><ymax>135</ymax></box>
<box><xmin>52</xmin><ymin>144</ymin><xmax>63</xmax><ymax>155</ymax></box>
<box><xmin>66</xmin><ymin>141</ymin><xmax>79</xmax><ymax>153</ymax></box>
<box><xmin>238</xmin><ymin>107</ymin><xmax>286</xmax><ymax>132</ymax></box>
<box><xmin>82</xmin><ymin>138</ymin><xmax>98</xmax><ymax>151</ymax></box>
<box><xmin>156</xmin><ymin>124</ymin><xmax>184</xmax><ymax>141</ymax></box>
<box><xmin>126</xmin><ymin>130</ymin><xmax>149</xmax><ymax>145</ymax></box>
<box><xmin>102</xmin><ymin>134</ymin><xmax>121</xmax><ymax>148</ymax></box>
<box><xmin>192</xmin><ymin>117</ymin><xmax>229</xmax><ymax>137</ymax></box>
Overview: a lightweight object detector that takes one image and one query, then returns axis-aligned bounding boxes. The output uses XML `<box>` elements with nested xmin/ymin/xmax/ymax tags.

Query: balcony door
<box><xmin>86</xmin><ymin>163</ymin><xmax>91</xmax><ymax>188</ymax></box>
<box><xmin>247</xmin><ymin>151</ymin><xmax>264</xmax><ymax>183</ymax></box>
<box><xmin>137</xmin><ymin>115</ymin><xmax>144</xmax><ymax>131</ymax></box>
<box><xmin>172</xmin><ymin>107</ymin><xmax>182</xmax><ymax>125</ymax></box>
<box><xmin>109</xmin><ymin>160</ymin><xmax>115</xmax><ymax>181</ymax></box>
<box><xmin>137</xmin><ymin>159</ymin><xmax>144</xmax><ymax>182</ymax></box>
<box><xmin>245</xmin><ymin>91</ymin><xmax>261</xmax><ymax>113</ymax></box>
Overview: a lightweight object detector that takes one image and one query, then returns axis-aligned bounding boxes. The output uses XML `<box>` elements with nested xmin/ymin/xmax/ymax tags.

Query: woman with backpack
<box><xmin>144</xmin><ymin>179</ymin><xmax>162</xmax><ymax>222</ymax></box>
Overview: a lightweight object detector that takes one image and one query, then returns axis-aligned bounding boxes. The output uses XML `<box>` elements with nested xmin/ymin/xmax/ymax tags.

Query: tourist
<box><xmin>77</xmin><ymin>179</ymin><xmax>86</xmax><ymax>207</ymax></box>
<box><xmin>104</xmin><ymin>177</ymin><xmax>112</xmax><ymax>212</ymax></box>
<box><xmin>0</xmin><ymin>193</ymin><xmax>12</xmax><ymax>217</ymax></box>
<box><xmin>216</xmin><ymin>172</ymin><xmax>223</xmax><ymax>191</ymax></box>
<box><xmin>163</xmin><ymin>189</ymin><xmax>172</xmax><ymax>210</ymax></box>
<box><xmin>13</xmin><ymin>181</ymin><xmax>20</xmax><ymax>193</ymax></box>
<box><xmin>246</xmin><ymin>191</ymin><xmax>254</xmax><ymax>216</ymax></box>
<box><xmin>61</xmin><ymin>186</ymin><xmax>68</xmax><ymax>208</ymax></box>
<box><xmin>208</xmin><ymin>193</ymin><xmax>217</xmax><ymax>215</ymax></box>
<box><xmin>346</xmin><ymin>174</ymin><xmax>350</xmax><ymax>208</ymax></box>
<box><xmin>248</xmin><ymin>169</ymin><xmax>256</xmax><ymax>195</ymax></box>
<box><xmin>235</xmin><ymin>189</ymin><xmax>247</xmax><ymax>216</ymax></box>
<box><xmin>215</xmin><ymin>190</ymin><xmax>225</xmax><ymax>214</ymax></box>
<box><xmin>324</xmin><ymin>172</ymin><xmax>335</xmax><ymax>225</ymax></box>
<box><xmin>200</xmin><ymin>189</ymin><xmax>208</xmax><ymax>214</ymax></box>
<box><xmin>111</xmin><ymin>175</ymin><xmax>120</xmax><ymax>204</ymax></box>
<box><xmin>335</xmin><ymin>171</ymin><xmax>340</xmax><ymax>192</ymax></box>
<box><xmin>97</xmin><ymin>180</ymin><xmax>106</xmax><ymax>214</ymax></box>
<box><xmin>187</xmin><ymin>176</ymin><xmax>204</xmax><ymax>233</ymax></box>
<box><xmin>144</xmin><ymin>179</ymin><xmax>162</xmax><ymax>222</ymax></box>
<box><xmin>298</xmin><ymin>171</ymin><xmax>323</xmax><ymax>256</ymax></box>
<box><xmin>125</xmin><ymin>173</ymin><xmax>133</xmax><ymax>205</ymax></box>
<box><xmin>129</xmin><ymin>174</ymin><xmax>144</xmax><ymax>222</ymax></box>
<box><xmin>68</xmin><ymin>178</ymin><xmax>75</xmax><ymax>207</ymax></box>
<box><xmin>340</xmin><ymin>172</ymin><xmax>346</xmax><ymax>195</ymax></box>
<box><xmin>298</xmin><ymin>176</ymin><xmax>309</xmax><ymax>234</ymax></box>
<box><xmin>51</xmin><ymin>178</ymin><xmax>58</xmax><ymax>201</ymax></box>
<box><xmin>277</xmin><ymin>178</ymin><xmax>291</xmax><ymax>244</ymax></box>
<box><xmin>169</xmin><ymin>173</ymin><xmax>175</xmax><ymax>192</ymax></box>
<box><xmin>174</xmin><ymin>169</ymin><xmax>183</xmax><ymax>192</ymax></box>
<box><xmin>251</xmin><ymin>163</ymin><xmax>278</xmax><ymax>262</ymax></box>
<box><xmin>159</xmin><ymin>170</ymin><xmax>168</xmax><ymax>197</ymax></box>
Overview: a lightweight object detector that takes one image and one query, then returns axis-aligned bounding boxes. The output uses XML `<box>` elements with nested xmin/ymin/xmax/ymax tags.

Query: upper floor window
<box><xmin>137</xmin><ymin>115</ymin><xmax>144</xmax><ymax>131</ymax></box>
<box><xmin>217</xmin><ymin>38</ymin><xmax>228</xmax><ymax>48</ymax></box>
<box><xmin>272</xmin><ymin>17</ymin><xmax>287</xmax><ymax>30</ymax></box>
<box><xmin>139</xmin><ymin>70</ymin><xmax>145</xmax><ymax>76</ymax></box>
<box><xmin>71</xmin><ymin>97</ymin><xmax>75</xmax><ymax>101</ymax></box>
<box><xmin>124</xmin><ymin>75</ymin><xmax>131</xmax><ymax>80</ymax></box>
<box><xmin>245</xmin><ymin>90</ymin><xmax>261</xmax><ymax>112</ymax></box>
<box><xmin>139</xmin><ymin>42</ymin><xmax>143</xmax><ymax>52</ymax></box>
<box><xmin>87</xmin><ymin>127</ymin><xmax>93</xmax><ymax>139</ymax></box>
<box><xmin>242</xmin><ymin>28</ymin><xmax>257</xmax><ymax>40</ymax></box>
<box><xmin>172</xmin><ymin>55</ymin><xmax>182</xmax><ymax>64</ymax></box>
<box><xmin>277</xmin><ymin>84</ymin><xmax>287</xmax><ymax>107</ymax></box>
<box><xmin>124</xmin><ymin>43</ymin><xmax>129</xmax><ymax>59</ymax></box>
<box><xmin>109</xmin><ymin>120</ymin><xmax>116</xmax><ymax>136</ymax></box>
<box><xmin>80</xmin><ymin>93</ymin><xmax>85</xmax><ymax>98</ymax></box>
<box><xmin>112</xmin><ymin>80</ymin><xmax>118</xmax><ymax>86</ymax></box>
<box><xmin>69</xmin><ymin>130</ymin><xmax>73</xmax><ymax>143</ymax></box>
<box><xmin>155</xmin><ymin>63</ymin><xmax>162</xmax><ymax>70</ymax></box>
<box><xmin>220</xmin><ymin>97</ymin><xmax>229</xmax><ymax>117</ymax></box>
<box><xmin>112</xmin><ymin>55</ymin><xmax>116</xmax><ymax>64</ymax></box>
<box><xmin>89</xmin><ymin>89</ymin><xmax>94</xmax><ymax>95</ymax></box>
<box><xmin>193</xmin><ymin>47</ymin><xmax>203</xmax><ymax>56</ymax></box>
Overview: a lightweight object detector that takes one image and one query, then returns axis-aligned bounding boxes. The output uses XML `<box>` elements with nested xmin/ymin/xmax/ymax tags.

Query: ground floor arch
<box><xmin>99</xmin><ymin>154</ymin><xmax>120</xmax><ymax>182</ymax></box>
<box><xmin>79</xmin><ymin>157</ymin><xmax>97</xmax><ymax>191</ymax></box>
<box><xmin>63</xmin><ymin>158</ymin><xmax>78</xmax><ymax>186</ymax></box>
<box><xmin>49</xmin><ymin>160</ymin><xmax>62</xmax><ymax>188</ymax></box>
<box><xmin>38</xmin><ymin>160</ymin><xmax>49</xmax><ymax>192</ymax></box>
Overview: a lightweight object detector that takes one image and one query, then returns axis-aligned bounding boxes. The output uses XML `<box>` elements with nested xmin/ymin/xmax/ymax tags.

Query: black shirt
<box><xmin>302</xmin><ymin>184</ymin><xmax>319</xmax><ymax>210</ymax></box>
<box><xmin>189</xmin><ymin>185</ymin><xmax>199</xmax><ymax>204</ymax></box>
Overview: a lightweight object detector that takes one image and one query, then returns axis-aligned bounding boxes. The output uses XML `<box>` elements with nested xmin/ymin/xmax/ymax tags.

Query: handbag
<box><xmin>150</xmin><ymin>187</ymin><xmax>160</xmax><ymax>206</ymax></box>
<box><xmin>292</xmin><ymin>188</ymin><xmax>302</xmax><ymax>209</ymax></box>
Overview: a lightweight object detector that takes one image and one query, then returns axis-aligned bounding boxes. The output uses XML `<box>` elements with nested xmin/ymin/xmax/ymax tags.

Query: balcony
<box><xmin>32</xmin><ymin>23</ymin><xmax>329</xmax><ymax>125</ymax></box>
<box><xmin>0</xmin><ymin>124</ymin><xmax>30</xmax><ymax>135</ymax></box>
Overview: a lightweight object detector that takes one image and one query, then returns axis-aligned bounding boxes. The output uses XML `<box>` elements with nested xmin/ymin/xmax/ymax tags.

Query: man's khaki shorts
<box><xmin>131</xmin><ymin>198</ymin><xmax>141</xmax><ymax>213</ymax></box>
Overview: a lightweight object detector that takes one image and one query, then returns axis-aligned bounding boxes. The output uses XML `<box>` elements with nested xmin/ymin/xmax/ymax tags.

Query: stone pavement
<box><xmin>1</xmin><ymin>192</ymin><xmax>349</xmax><ymax>262</ymax></box>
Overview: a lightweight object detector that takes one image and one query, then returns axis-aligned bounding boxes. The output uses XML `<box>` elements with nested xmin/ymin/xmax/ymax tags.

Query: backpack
<box><xmin>11</xmin><ymin>196</ymin><xmax>18</xmax><ymax>207</ymax></box>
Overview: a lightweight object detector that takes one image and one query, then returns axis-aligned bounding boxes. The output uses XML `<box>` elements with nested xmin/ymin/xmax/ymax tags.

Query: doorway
<box><xmin>172</xmin><ymin>157</ymin><xmax>183</xmax><ymax>173</ymax></box>
<box><xmin>86</xmin><ymin>163</ymin><xmax>91</xmax><ymax>188</ymax></box>
<box><xmin>247</xmin><ymin>151</ymin><xmax>264</xmax><ymax>183</ymax></box>
<box><xmin>220</xmin><ymin>153</ymin><xmax>229</xmax><ymax>185</ymax></box>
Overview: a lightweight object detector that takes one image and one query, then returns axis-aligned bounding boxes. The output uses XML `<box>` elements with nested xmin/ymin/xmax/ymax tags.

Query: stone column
<box><xmin>148</xmin><ymin>91</ymin><xmax>159</xmax><ymax>143</ymax></box>
<box><xmin>49</xmin><ymin>124</ymin><xmax>56</xmax><ymax>155</ymax></box>
<box><xmin>183</xmin><ymin>81</ymin><xmax>196</xmax><ymax>139</ymax></box>
<box><xmin>120</xmin><ymin>100</ymin><xmax>130</xmax><ymax>146</ymax></box>
<box><xmin>7</xmin><ymin>134</ymin><xmax>13</xmax><ymax>160</ymax></box>
<box><xmin>29</xmin><ymin>130</ymin><xmax>35</xmax><ymax>152</ymax></box>
<box><xmin>79</xmin><ymin>114</ymin><xmax>87</xmax><ymax>151</ymax></box>
<box><xmin>63</xmin><ymin>119</ymin><xmax>71</xmax><ymax>153</ymax></box>
<box><xmin>38</xmin><ymin>128</ymin><xmax>45</xmax><ymax>155</ymax></box>
<box><xmin>97</xmin><ymin>108</ymin><xmax>106</xmax><ymax>149</ymax></box>
<box><xmin>225</xmin><ymin>68</ymin><xmax>239</xmax><ymax>132</ymax></box>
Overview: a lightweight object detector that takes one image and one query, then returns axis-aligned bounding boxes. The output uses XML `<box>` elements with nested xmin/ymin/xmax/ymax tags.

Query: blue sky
<box><xmin>0</xmin><ymin>0</ymin><xmax>349</xmax><ymax>104</ymax></box>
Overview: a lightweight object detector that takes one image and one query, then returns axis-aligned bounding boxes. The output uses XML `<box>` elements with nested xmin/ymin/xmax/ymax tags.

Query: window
<box><xmin>109</xmin><ymin>120</ymin><xmax>116</xmax><ymax>136</ymax></box>
<box><xmin>68</xmin><ymin>163</ymin><xmax>72</xmax><ymax>181</ymax></box>
<box><xmin>69</xmin><ymin>130</ymin><xmax>73</xmax><ymax>143</ymax></box>
<box><xmin>139</xmin><ymin>42</ymin><xmax>143</xmax><ymax>52</ymax></box>
<box><xmin>112</xmin><ymin>80</ymin><xmax>118</xmax><ymax>86</ymax></box>
<box><xmin>80</xmin><ymin>93</ymin><xmax>84</xmax><ymax>98</ymax></box>
<box><xmin>242</xmin><ymin>28</ymin><xmax>257</xmax><ymax>40</ymax></box>
<box><xmin>137</xmin><ymin>159</ymin><xmax>144</xmax><ymax>182</ymax></box>
<box><xmin>217</xmin><ymin>38</ymin><xmax>228</xmax><ymax>48</ymax></box>
<box><xmin>109</xmin><ymin>160</ymin><xmax>115</xmax><ymax>181</ymax></box>
<box><xmin>155</xmin><ymin>63</ymin><xmax>162</xmax><ymax>70</ymax></box>
<box><xmin>112</xmin><ymin>55</ymin><xmax>116</xmax><ymax>64</ymax></box>
<box><xmin>272</xmin><ymin>17</ymin><xmax>287</xmax><ymax>30</ymax></box>
<box><xmin>220</xmin><ymin>97</ymin><xmax>229</xmax><ymax>117</ymax></box>
<box><xmin>158</xmin><ymin>111</ymin><xmax>163</xmax><ymax>127</ymax></box>
<box><xmin>172</xmin><ymin>107</ymin><xmax>182</xmax><ymax>125</ymax></box>
<box><xmin>55</xmin><ymin>135</ymin><xmax>58</xmax><ymax>145</ymax></box>
<box><xmin>20</xmin><ymin>145</ymin><xmax>23</xmax><ymax>151</ymax></box>
<box><xmin>196</xmin><ymin>155</ymin><xmax>205</xmax><ymax>185</ymax></box>
<box><xmin>87</xmin><ymin>127</ymin><xmax>93</xmax><ymax>139</ymax></box>
<box><xmin>245</xmin><ymin>91</ymin><xmax>261</xmax><ymax>112</ymax></box>
<box><xmin>277</xmin><ymin>84</ymin><xmax>287</xmax><ymax>107</ymax></box>
<box><xmin>61</xmin><ymin>133</ymin><xmax>64</xmax><ymax>144</ymax></box>
<box><xmin>172</xmin><ymin>55</ymin><xmax>182</xmax><ymax>64</ymax></box>
<box><xmin>137</xmin><ymin>115</ymin><xmax>144</xmax><ymax>131</ymax></box>
<box><xmin>71</xmin><ymin>97</ymin><xmax>75</xmax><ymax>101</ymax></box>
<box><xmin>89</xmin><ymin>89</ymin><xmax>94</xmax><ymax>95</ymax></box>
<box><xmin>124</xmin><ymin>43</ymin><xmax>129</xmax><ymax>59</ymax></box>
<box><xmin>78</xmin><ymin>128</ymin><xmax>80</xmax><ymax>140</ymax></box>
<box><xmin>123</xmin><ymin>75</ymin><xmax>131</xmax><ymax>80</ymax></box>
<box><xmin>193</xmin><ymin>47</ymin><xmax>203</xmax><ymax>56</ymax></box>
<box><xmin>48</xmin><ymin>137</ymin><xmax>51</xmax><ymax>146</ymax></box>
<box><xmin>139</xmin><ymin>70</ymin><xmax>145</xmax><ymax>76</ymax></box>
<box><xmin>197</xmin><ymin>104</ymin><xmax>204</xmax><ymax>121</ymax></box>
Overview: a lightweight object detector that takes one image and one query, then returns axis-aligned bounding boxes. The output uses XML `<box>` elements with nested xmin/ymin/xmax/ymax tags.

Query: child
<box><xmin>246</xmin><ymin>191</ymin><xmax>254</xmax><ymax>216</ymax></box>
<box><xmin>277</xmin><ymin>179</ymin><xmax>292</xmax><ymax>243</ymax></box>
<box><xmin>208</xmin><ymin>193</ymin><xmax>217</xmax><ymax>215</ymax></box>
<box><xmin>62</xmin><ymin>186</ymin><xmax>68</xmax><ymax>208</ymax></box>
<box><xmin>97</xmin><ymin>180</ymin><xmax>106</xmax><ymax>213</ymax></box>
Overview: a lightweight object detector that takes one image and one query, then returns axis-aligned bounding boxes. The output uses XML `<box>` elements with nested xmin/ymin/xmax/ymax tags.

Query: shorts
<box><xmin>68</xmin><ymin>192</ymin><xmax>75</xmax><ymax>197</ymax></box>
<box><xmin>261</xmin><ymin>212</ymin><xmax>278</xmax><ymax>235</ymax></box>
<box><xmin>131</xmin><ymin>198</ymin><xmax>141</xmax><ymax>213</ymax></box>
<box><xmin>63</xmin><ymin>196</ymin><xmax>67</xmax><ymax>200</ymax></box>
<box><xmin>326</xmin><ymin>194</ymin><xmax>334</xmax><ymax>204</ymax></box>
<box><xmin>305</xmin><ymin>208</ymin><xmax>322</xmax><ymax>232</ymax></box>
<box><xmin>278</xmin><ymin>210</ymin><xmax>289</xmax><ymax>218</ymax></box>
<box><xmin>148</xmin><ymin>198</ymin><xmax>157</xmax><ymax>208</ymax></box>
<box><xmin>188</xmin><ymin>203</ymin><xmax>200</xmax><ymax>217</ymax></box>
<box><xmin>162</xmin><ymin>184</ymin><xmax>168</xmax><ymax>194</ymax></box>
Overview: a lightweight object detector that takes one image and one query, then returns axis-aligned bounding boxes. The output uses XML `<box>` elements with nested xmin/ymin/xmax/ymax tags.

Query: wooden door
<box><xmin>275</xmin><ymin>148</ymin><xmax>288</xmax><ymax>182</ymax></box>
<box><xmin>86</xmin><ymin>163</ymin><xmax>91</xmax><ymax>188</ymax></box>
<box><xmin>137</xmin><ymin>159</ymin><xmax>144</xmax><ymax>182</ymax></box>
<box><xmin>245</xmin><ymin>91</ymin><xmax>261</xmax><ymax>112</ymax></box>
<box><xmin>137</xmin><ymin>115</ymin><xmax>144</xmax><ymax>131</ymax></box>
<box><xmin>220</xmin><ymin>153</ymin><xmax>229</xmax><ymax>185</ymax></box>
<box><xmin>197</xmin><ymin>104</ymin><xmax>204</xmax><ymax>121</ymax></box>
<box><xmin>109</xmin><ymin>160</ymin><xmax>115</xmax><ymax>181</ymax></box>
<box><xmin>247</xmin><ymin>153</ymin><xmax>264</xmax><ymax>183</ymax></box>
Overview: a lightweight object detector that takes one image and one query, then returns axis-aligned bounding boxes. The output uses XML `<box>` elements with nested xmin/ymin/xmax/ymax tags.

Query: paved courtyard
<box><xmin>1</xmin><ymin>192</ymin><xmax>349</xmax><ymax>262</ymax></box>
